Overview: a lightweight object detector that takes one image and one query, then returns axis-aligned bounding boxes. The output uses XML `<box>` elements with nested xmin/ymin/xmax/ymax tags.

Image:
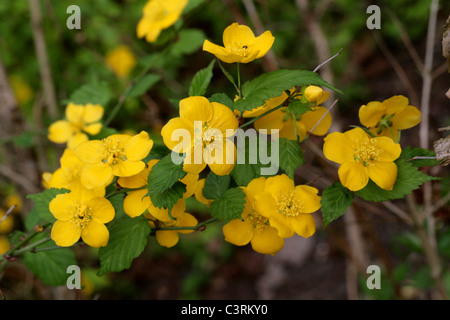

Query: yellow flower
<box><xmin>161</xmin><ymin>96</ymin><xmax>239</xmax><ymax>176</ymax></box>
<box><xmin>118</xmin><ymin>159</ymin><xmax>196</xmax><ymax>218</ymax></box>
<box><xmin>0</xmin><ymin>208</ymin><xmax>14</xmax><ymax>233</ymax></box>
<box><xmin>4</xmin><ymin>193</ymin><xmax>23</xmax><ymax>214</ymax></box>
<box><xmin>49</xmin><ymin>189</ymin><xmax>115</xmax><ymax>247</ymax></box>
<box><xmin>48</xmin><ymin>103</ymin><xmax>104</xmax><ymax>149</ymax></box>
<box><xmin>194</xmin><ymin>178</ymin><xmax>213</xmax><ymax>207</ymax></box>
<box><xmin>146</xmin><ymin>211</ymin><xmax>198</xmax><ymax>248</ymax></box>
<box><xmin>137</xmin><ymin>0</ymin><xmax>188</xmax><ymax>43</ymax></box>
<box><xmin>0</xmin><ymin>235</ymin><xmax>10</xmax><ymax>255</ymax></box>
<box><xmin>253</xmin><ymin>87</ymin><xmax>332</xmax><ymax>140</ymax></box>
<box><xmin>105</xmin><ymin>45</ymin><xmax>137</xmax><ymax>79</ymax></box>
<box><xmin>48</xmin><ymin>148</ymin><xmax>106</xmax><ymax>197</ymax></box>
<box><xmin>253</xmin><ymin>174</ymin><xmax>320</xmax><ymax>238</ymax></box>
<box><xmin>203</xmin><ymin>22</ymin><xmax>275</xmax><ymax>64</ymax></box>
<box><xmin>9</xmin><ymin>75</ymin><xmax>33</xmax><ymax>106</ymax></box>
<box><xmin>323</xmin><ymin>127</ymin><xmax>402</xmax><ymax>191</ymax></box>
<box><xmin>74</xmin><ymin>131</ymin><xmax>153</xmax><ymax>190</ymax></box>
<box><xmin>222</xmin><ymin>177</ymin><xmax>285</xmax><ymax>255</ymax></box>
<box><xmin>358</xmin><ymin>95</ymin><xmax>421</xmax><ymax>141</ymax></box>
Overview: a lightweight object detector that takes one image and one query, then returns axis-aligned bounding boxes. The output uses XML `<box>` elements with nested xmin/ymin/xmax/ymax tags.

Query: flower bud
<box><xmin>304</xmin><ymin>85</ymin><xmax>325</xmax><ymax>103</ymax></box>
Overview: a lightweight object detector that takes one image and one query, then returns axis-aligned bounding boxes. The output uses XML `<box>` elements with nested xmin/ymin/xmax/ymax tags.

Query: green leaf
<box><xmin>355</xmin><ymin>158</ymin><xmax>439</xmax><ymax>202</ymax></box>
<box><xmin>209</xmin><ymin>188</ymin><xmax>246</xmax><ymax>221</ymax></box>
<box><xmin>321</xmin><ymin>182</ymin><xmax>354</xmax><ymax>227</ymax></box>
<box><xmin>202</xmin><ymin>172</ymin><xmax>231</xmax><ymax>200</ymax></box>
<box><xmin>234</xmin><ymin>69</ymin><xmax>342</xmax><ymax>112</ymax></box>
<box><xmin>209</xmin><ymin>93</ymin><xmax>234</xmax><ymax>110</ymax></box>
<box><xmin>400</xmin><ymin>146</ymin><xmax>439</xmax><ymax>167</ymax></box>
<box><xmin>26</xmin><ymin>188</ymin><xmax>70</xmax><ymax>224</ymax></box>
<box><xmin>98</xmin><ymin>215</ymin><xmax>151</xmax><ymax>276</ymax></box>
<box><xmin>128</xmin><ymin>74</ymin><xmax>161</xmax><ymax>98</ymax></box>
<box><xmin>189</xmin><ymin>60</ymin><xmax>215</xmax><ymax>96</ymax></box>
<box><xmin>279</xmin><ymin>138</ymin><xmax>305</xmax><ymax>179</ymax></box>
<box><xmin>287</xmin><ymin>99</ymin><xmax>312</xmax><ymax>115</ymax></box>
<box><xmin>23</xmin><ymin>237</ymin><xmax>77</xmax><ymax>286</ymax></box>
<box><xmin>171</xmin><ymin>29</ymin><xmax>205</xmax><ymax>57</ymax></box>
<box><xmin>150</xmin><ymin>181</ymin><xmax>186</xmax><ymax>209</ymax></box>
<box><xmin>66</xmin><ymin>79</ymin><xmax>111</xmax><ymax>106</ymax></box>
<box><xmin>147</xmin><ymin>153</ymin><xmax>187</xmax><ymax>194</ymax></box>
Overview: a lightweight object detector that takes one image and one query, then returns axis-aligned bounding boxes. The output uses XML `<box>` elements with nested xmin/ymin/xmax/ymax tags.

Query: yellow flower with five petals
<box><xmin>48</xmin><ymin>103</ymin><xmax>104</xmax><ymax>150</ymax></box>
<box><xmin>358</xmin><ymin>95</ymin><xmax>421</xmax><ymax>141</ymax></box>
<box><xmin>203</xmin><ymin>22</ymin><xmax>274</xmax><ymax>64</ymax></box>
<box><xmin>222</xmin><ymin>177</ymin><xmax>285</xmax><ymax>255</ymax></box>
<box><xmin>74</xmin><ymin>131</ymin><xmax>153</xmax><ymax>190</ymax></box>
<box><xmin>323</xmin><ymin>127</ymin><xmax>402</xmax><ymax>191</ymax></box>
<box><xmin>253</xmin><ymin>174</ymin><xmax>321</xmax><ymax>239</ymax></box>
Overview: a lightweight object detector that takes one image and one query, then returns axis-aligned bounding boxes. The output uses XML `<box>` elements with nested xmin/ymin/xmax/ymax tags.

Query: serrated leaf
<box><xmin>189</xmin><ymin>60</ymin><xmax>215</xmax><ymax>96</ymax></box>
<box><xmin>234</xmin><ymin>69</ymin><xmax>342</xmax><ymax>112</ymax></box>
<box><xmin>202</xmin><ymin>172</ymin><xmax>231</xmax><ymax>200</ymax></box>
<box><xmin>355</xmin><ymin>159</ymin><xmax>439</xmax><ymax>202</ymax></box>
<box><xmin>98</xmin><ymin>215</ymin><xmax>151</xmax><ymax>275</ymax></box>
<box><xmin>209</xmin><ymin>93</ymin><xmax>234</xmax><ymax>110</ymax></box>
<box><xmin>150</xmin><ymin>181</ymin><xmax>186</xmax><ymax>209</ymax></box>
<box><xmin>147</xmin><ymin>153</ymin><xmax>187</xmax><ymax>194</ymax></box>
<box><xmin>26</xmin><ymin>188</ymin><xmax>70</xmax><ymax>224</ymax></box>
<box><xmin>279</xmin><ymin>138</ymin><xmax>305</xmax><ymax>179</ymax></box>
<box><xmin>66</xmin><ymin>80</ymin><xmax>111</xmax><ymax>106</ymax></box>
<box><xmin>321</xmin><ymin>182</ymin><xmax>354</xmax><ymax>227</ymax></box>
<box><xmin>287</xmin><ymin>99</ymin><xmax>312</xmax><ymax>115</ymax></box>
<box><xmin>128</xmin><ymin>74</ymin><xmax>161</xmax><ymax>98</ymax></box>
<box><xmin>209</xmin><ymin>187</ymin><xmax>246</xmax><ymax>221</ymax></box>
<box><xmin>23</xmin><ymin>237</ymin><xmax>77</xmax><ymax>286</ymax></box>
<box><xmin>400</xmin><ymin>146</ymin><xmax>439</xmax><ymax>167</ymax></box>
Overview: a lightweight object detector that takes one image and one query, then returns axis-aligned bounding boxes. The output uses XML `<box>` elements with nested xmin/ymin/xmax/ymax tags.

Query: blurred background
<box><xmin>0</xmin><ymin>0</ymin><xmax>449</xmax><ymax>300</ymax></box>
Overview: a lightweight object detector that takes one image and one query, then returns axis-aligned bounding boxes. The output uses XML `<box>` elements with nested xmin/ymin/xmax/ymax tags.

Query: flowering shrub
<box><xmin>0</xmin><ymin>0</ymin><xmax>447</xmax><ymax>299</ymax></box>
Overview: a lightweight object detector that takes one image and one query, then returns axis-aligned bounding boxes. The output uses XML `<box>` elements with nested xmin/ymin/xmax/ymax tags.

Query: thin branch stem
<box><xmin>155</xmin><ymin>217</ymin><xmax>218</xmax><ymax>231</ymax></box>
<box><xmin>313</xmin><ymin>48</ymin><xmax>343</xmax><ymax>73</ymax></box>
<box><xmin>238</xmin><ymin>97</ymin><xmax>289</xmax><ymax>130</ymax></box>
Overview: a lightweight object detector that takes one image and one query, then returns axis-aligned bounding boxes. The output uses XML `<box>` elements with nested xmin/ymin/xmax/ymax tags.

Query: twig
<box><xmin>313</xmin><ymin>49</ymin><xmax>343</xmax><ymax>73</ymax></box>
<box><xmin>307</xmin><ymin>99</ymin><xmax>338</xmax><ymax>136</ymax></box>
<box><xmin>29</xmin><ymin>0</ymin><xmax>59</xmax><ymax>119</ymax></box>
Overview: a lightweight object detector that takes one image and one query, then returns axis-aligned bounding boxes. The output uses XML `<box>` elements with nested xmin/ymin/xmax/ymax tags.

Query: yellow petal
<box><xmin>251</xmin><ymin>30</ymin><xmax>275</xmax><ymax>59</ymax></box>
<box><xmin>301</xmin><ymin>106</ymin><xmax>332</xmax><ymax>136</ymax></box>
<box><xmin>149</xmin><ymin>198</ymin><xmax>185</xmax><ymax>222</ymax></box>
<box><xmin>294</xmin><ymin>185</ymin><xmax>321</xmax><ymax>213</ymax></box>
<box><xmin>156</xmin><ymin>230</ymin><xmax>179</xmax><ymax>248</ymax></box>
<box><xmin>68</xmin><ymin>132</ymin><xmax>89</xmax><ymax>150</ymax></box>
<box><xmin>250</xmin><ymin>226</ymin><xmax>284</xmax><ymax>255</ymax></box>
<box><xmin>291</xmin><ymin>213</ymin><xmax>316</xmax><ymax>238</ymax></box>
<box><xmin>83</xmin><ymin>123</ymin><xmax>102</xmax><ymax>136</ymax></box>
<box><xmin>382</xmin><ymin>95</ymin><xmax>409</xmax><ymax>114</ymax></box>
<box><xmin>323</xmin><ymin>131</ymin><xmax>354</xmax><ymax>164</ymax></box>
<box><xmin>205</xmin><ymin>140</ymin><xmax>236</xmax><ymax>176</ymax></box>
<box><xmin>81</xmin><ymin>220</ymin><xmax>110</xmax><ymax>247</ymax></box>
<box><xmin>202</xmin><ymin>40</ymin><xmax>243</xmax><ymax>64</ymax></box>
<box><xmin>253</xmin><ymin>191</ymin><xmax>277</xmax><ymax>218</ymax></box>
<box><xmin>83</xmin><ymin>104</ymin><xmax>104</xmax><ymax>123</ymax></box>
<box><xmin>179</xmin><ymin>96</ymin><xmax>213</xmax><ymax>124</ymax></box>
<box><xmin>358</xmin><ymin>101</ymin><xmax>385</xmax><ymax>128</ymax></box>
<box><xmin>223</xmin><ymin>23</ymin><xmax>255</xmax><ymax>48</ymax></box>
<box><xmin>65</xmin><ymin>103</ymin><xmax>84</xmax><ymax>124</ymax></box>
<box><xmin>176</xmin><ymin>212</ymin><xmax>198</xmax><ymax>234</ymax></box>
<box><xmin>51</xmin><ymin>220</ymin><xmax>81</xmax><ymax>247</ymax></box>
<box><xmin>254</xmin><ymin>108</ymin><xmax>286</xmax><ymax>132</ymax></box>
<box><xmin>118</xmin><ymin>159</ymin><xmax>157</xmax><ymax>189</ymax></box>
<box><xmin>161</xmin><ymin>117</ymin><xmax>194</xmax><ymax>151</ymax></box>
<box><xmin>74</xmin><ymin>140</ymin><xmax>104</xmax><ymax>163</ymax></box>
<box><xmin>112</xmin><ymin>160</ymin><xmax>146</xmax><ymax>177</ymax></box>
<box><xmin>81</xmin><ymin>163</ymin><xmax>113</xmax><ymax>189</ymax></box>
<box><xmin>194</xmin><ymin>178</ymin><xmax>212</xmax><ymax>206</ymax></box>
<box><xmin>87</xmin><ymin>197</ymin><xmax>115</xmax><ymax>224</ymax></box>
<box><xmin>391</xmin><ymin>105</ymin><xmax>421</xmax><ymax>130</ymax></box>
<box><xmin>48</xmin><ymin>120</ymin><xmax>75</xmax><ymax>143</ymax></box>
<box><xmin>245</xmin><ymin>177</ymin><xmax>267</xmax><ymax>203</ymax></box>
<box><xmin>222</xmin><ymin>219</ymin><xmax>253</xmax><ymax>246</ymax></box>
<box><xmin>373</xmin><ymin>137</ymin><xmax>402</xmax><ymax>162</ymax></box>
<box><xmin>367</xmin><ymin>161</ymin><xmax>398</xmax><ymax>190</ymax></box>
<box><xmin>124</xmin><ymin>131</ymin><xmax>153</xmax><ymax>161</ymax></box>
<box><xmin>264</xmin><ymin>174</ymin><xmax>295</xmax><ymax>199</ymax></box>
<box><xmin>338</xmin><ymin>161</ymin><xmax>369</xmax><ymax>191</ymax></box>
<box><xmin>267</xmin><ymin>212</ymin><xmax>295</xmax><ymax>238</ymax></box>
<box><xmin>123</xmin><ymin>189</ymin><xmax>151</xmax><ymax>218</ymax></box>
<box><xmin>208</xmin><ymin>102</ymin><xmax>239</xmax><ymax>136</ymax></box>
<box><xmin>49</xmin><ymin>193</ymin><xmax>73</xmax><ymax>221</ymax></box>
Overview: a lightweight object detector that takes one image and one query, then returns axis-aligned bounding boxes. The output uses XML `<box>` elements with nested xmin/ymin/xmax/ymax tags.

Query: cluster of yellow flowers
<box><xmin>0</xmin><ymin>194</ymin><xmax>22</xmax><ymax>254</ymax></box>
<box><xmin>40</xmin><ymin>0</ymin><xmax>421</xmax><ymax>257</ymax></box>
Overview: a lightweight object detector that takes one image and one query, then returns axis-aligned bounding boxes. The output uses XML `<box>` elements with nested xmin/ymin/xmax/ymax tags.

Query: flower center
<box><xmin>354</xmin><ymin>139</ymin><xmax>381</xmax><ymax>166</ymax></box>
<box><xmin>68</xmin><ymin>202</ymin><xmax>92</xmax><ymax>228</ymax></box>
<box><xmin>100</xmin><ymin>137</ymin><xmax>127</xmax><ymax>166</ymax></box>
<box><xmin>244</xmin><ymin>210</ymin><xmax>269</xmax><ymax>231</ymax></box>
<box><xmin>277</xmin><ymin>192</ymin><xmax>304</xmax><ymax>217</ymax></box>
<box><xmin>228</xmin><ymin>42</ymin><xmax>250</xmax><ymax>57</ymax></box>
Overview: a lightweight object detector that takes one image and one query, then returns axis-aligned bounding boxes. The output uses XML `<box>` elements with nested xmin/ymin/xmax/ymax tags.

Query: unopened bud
<box><xmin>34</xmin><ymin>225</ymin><xmax>44</xmax><ymax>233</ymax></box>
<box><xmin>198</xmin><ymin>226</ymin><xmax>207</xmax><ymax>232</ymax></box>
<box><xmin>304</xmin><ymin>85</ymin><xmax>326</xmax><ymax>104</ymax></box>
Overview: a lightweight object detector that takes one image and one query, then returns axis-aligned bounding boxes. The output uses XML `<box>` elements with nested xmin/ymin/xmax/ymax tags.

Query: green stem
<box><xmin>237</xmin><ymin>62</ymin><xmax>242</xmax><ymax>98</ymax></box>
<box><xmin>13</xmin><ymin>237</ymin><xmax>53</xmax><ymax>256</ymax></box>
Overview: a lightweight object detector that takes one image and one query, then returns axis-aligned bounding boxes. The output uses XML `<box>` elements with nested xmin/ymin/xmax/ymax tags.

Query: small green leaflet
<box><xmin>320</xmin><ymin>182</ymin><xmax>354</xmax><ymax>227</ymax></box>
<box><xmin>209</xmin><ymin>93</ymin><xmax>234</xmax><ymax>110</ymax></box>
<box><xmin>65</xmin><ymin>79</ymin><xmax>111</xmax><ymax>106</ymax></box>
<box><xmin>209</xmin><ymin>187</ymin><xmax>246</xmax><ymax>221</ymax></box>
<box><xmin>202</xmin><ymin>172</ymin><xmax>231</xmax><ymax>200</ymax></box>
<box><xmin>128</xmin><ymin>74</ymin><xmax>161</xmax><ymax>98</ymax></box>
<box><xmin>234</xmin><ymin>69</ymin><xmax>342</xmax><ymax>112</ymax></box>
<box><xmin>279</xmin><ymin>138</ymin><xmax>305</xmax><ymax>179</ymax></box>
<box><xmin>355</xmin><ymin>158</ymin><xmax>440</xmax><ymax>202</ymax></box>
<box><xmin>189</xmin><ymin>60</ymin><xmax>215</xmax><ymax>96</ymax></box>
<box><xmin>400</xmin><ymin>146</ymin><xmax>439</xmax><ymax>167</ymax></box>
<box><xmin>98</xmin><ymin>215</ymin><xmax>151</xmax><ymax>276</ymax></box>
